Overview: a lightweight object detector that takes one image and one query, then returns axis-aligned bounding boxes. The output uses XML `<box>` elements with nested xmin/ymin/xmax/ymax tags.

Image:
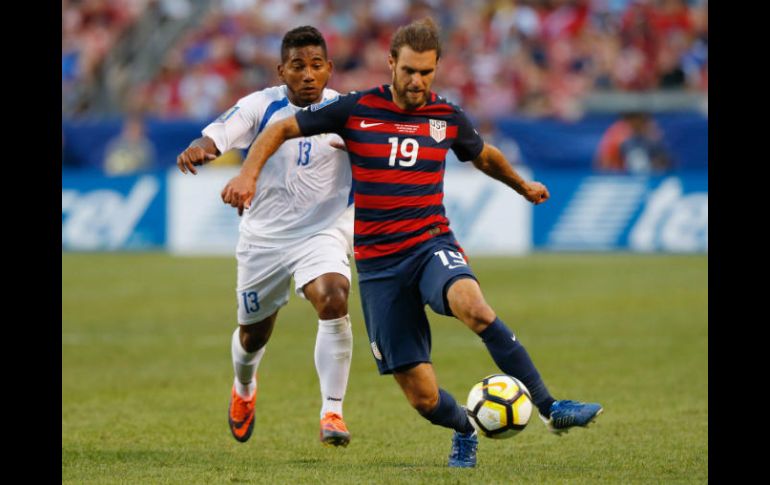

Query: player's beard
<box><xmin>393</xmin><ymin>78</ymin><xmax>426</xmax><ymax>110</ymax></box>
<box><xmin>403</xmin><ymin>89</ymin><xmax>426</xmax><ymax>109</ymax></box>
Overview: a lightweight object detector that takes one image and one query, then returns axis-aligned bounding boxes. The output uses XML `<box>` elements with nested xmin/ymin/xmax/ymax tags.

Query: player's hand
<box><xmin>177</xmin><ymin>147</ymin><xmax>217</xmax><ymax>175</ymax></box>
<box><xmin>221</xmin><ymin>174</ymin><xmax>256</xmax><ymax>216</ymax></box>
<box><xmin>523</xmin><ymin>181</ymin><xmax>550</xmax><ymax>205</ymax></box>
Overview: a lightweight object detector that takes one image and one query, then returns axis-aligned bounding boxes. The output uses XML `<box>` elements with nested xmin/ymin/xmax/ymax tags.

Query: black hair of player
<box><xmin>281</xmin><ymin>26</ymin><xmax>328</xmax><ymax>63</ymax></box>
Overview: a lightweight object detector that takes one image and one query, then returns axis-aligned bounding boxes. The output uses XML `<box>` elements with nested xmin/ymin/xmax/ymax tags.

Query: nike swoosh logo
<box><xmin>360</xmin><ymin>121</ymin><xmax>384</xmax><ymax>128</ymax></box>
<box><xmin>229</xmin><ymin>412</ymin><xmax>254</xmax><ymax>440</ymax></box>
<box><xmin>230</xmin><ymin>414</ymin><xmax>252</xmax><ymax>429</ymax></box>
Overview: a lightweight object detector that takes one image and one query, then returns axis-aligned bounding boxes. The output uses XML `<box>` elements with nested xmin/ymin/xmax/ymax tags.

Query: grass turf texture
<box><xmin>62</xmin><ymin>252</ymin><xmax>707</xmax><ymax>484</ymax></box>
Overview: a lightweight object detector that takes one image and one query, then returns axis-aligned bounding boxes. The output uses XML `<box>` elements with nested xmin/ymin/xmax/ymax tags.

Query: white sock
<box><xmin>231</xmin><ymin>327</ymin><xmax>266</xmax><ymax>399</ymax></box>
<box><xmin>315</xmin><ymin>315</ymin><xmax>353</xmax><ymax>418</ymax></box>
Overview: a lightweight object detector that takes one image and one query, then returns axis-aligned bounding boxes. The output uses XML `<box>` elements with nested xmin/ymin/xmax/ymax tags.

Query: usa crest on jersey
<box><xmin>430</xmin><ymin>119</ymin><xmax>447</xmax><ymax>142</ymax></box>
<box><xmin>371</xmin><ymin>341</ymin><xmax>383</xmax><ymax>361</ymax></box>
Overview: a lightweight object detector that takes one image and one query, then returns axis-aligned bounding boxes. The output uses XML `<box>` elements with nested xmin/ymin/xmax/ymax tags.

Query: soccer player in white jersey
<box><xmin>176</xmin><ymin>26</ymin><xmax>354</xmax><ymax>447</ymax></box>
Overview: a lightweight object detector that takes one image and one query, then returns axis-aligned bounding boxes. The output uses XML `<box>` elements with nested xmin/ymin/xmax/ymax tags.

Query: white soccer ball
<box><xmin>466</xmin><ymin>374</ymin><xmax>533</xmax><ymax>439</ymax></box>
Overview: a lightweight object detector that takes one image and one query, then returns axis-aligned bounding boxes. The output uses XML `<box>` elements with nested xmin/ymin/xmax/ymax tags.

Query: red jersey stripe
<box><xmin>355</xmin><ymin>225</ymin><xmax>450</xmax><ymax>259</ymax></box>
<box><xmin>345</xmin><ymin>116</ymin><xmax>458</xmax><ymax>139</ymax></box>
<box><xmin>358</xmin><ymin>94</ymin><xmax>455</xmax><ymax>116</ymax></box>
<box><xmin>354</xmin><ymin>193</ymin><xmax>444</xmax><ymax>209</ymax></box>
<box><xmin>346</xmin><ymin>140</ymin><xmax>449</xmax><ymax>162</ymax></box>
<box><xmin>355</xmin><ymin>214</ymin><xmax>449</xmax><ymax>235</ymax></box>
<box><xmin>352</xmin><ymin>166</ymin><xmax>443</xmax><ymax>185</ymax></box>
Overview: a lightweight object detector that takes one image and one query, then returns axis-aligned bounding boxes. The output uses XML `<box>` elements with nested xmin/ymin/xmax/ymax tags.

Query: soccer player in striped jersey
<box><xmin>221</xmin><ymin>18</ymin><xmax>603</xmax><ymax>467</ymax></box>
<box><xmin>176</xmin><ymin>26</ymin><xmax>354</xmax><ymax>447</ymax></box>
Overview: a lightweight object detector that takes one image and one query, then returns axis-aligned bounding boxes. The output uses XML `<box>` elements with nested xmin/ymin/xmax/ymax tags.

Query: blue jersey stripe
<box><xmin>355</xmin><ymin>204</ymin><xmax>446</xmax><ymax>222</ymax></box>
<box><xmin>354</xmin><ymin>181</ymin><xmax>443</xmax><ymax>197</ymax></box>
<box><xmin>350</xmin><ymin>158</ymin><xmax>445</xmax><ymax>172</ymax></box>
<box><xmin>349</xmin><ymin>107</ymin><xmax>441</xmax><ymax>124</ymax></box>
<box><xmin>257</xmin><ymin>97</ymin><xmax>290</xmax><ymax>134</ymax></box>
<box><xmin>355</xmin><ymin>226</ymin><xmax>441</xmax><ymax>247</ymax></box>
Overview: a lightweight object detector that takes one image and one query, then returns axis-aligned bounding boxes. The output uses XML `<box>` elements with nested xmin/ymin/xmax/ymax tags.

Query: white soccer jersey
<box><xmin>202</xmin><ymin>85</ymin><xmax>351</xmax><ymax>245</ymax></box>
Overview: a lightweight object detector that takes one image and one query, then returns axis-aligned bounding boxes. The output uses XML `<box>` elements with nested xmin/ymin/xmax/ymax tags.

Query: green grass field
<box><xmin>62</xmin><ymin>252</ymin><xmax>707</xmax><ymax>484</ymax></box>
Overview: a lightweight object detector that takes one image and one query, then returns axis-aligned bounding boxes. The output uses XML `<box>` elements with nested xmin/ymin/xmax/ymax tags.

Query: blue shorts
<box><xmin>358</xmin><ymin>233</ymin><xmax>477</xmax><ymax>375</ymax></box>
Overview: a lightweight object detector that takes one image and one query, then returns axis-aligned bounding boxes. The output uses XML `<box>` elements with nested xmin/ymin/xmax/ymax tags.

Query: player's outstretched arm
<box><xmin>221</xmin><ymin>115</ymin><xmax>303</xmax><ymax>215</ymax></box>
<box><xmin>177</xmin><ymin>136</ymin><xmax>219</xmax><ymax>175</ymax></box>
<box><xmin>471</xmin><ymin>143</ymin><xmax>549</xmax><ymax>205</ymax></box>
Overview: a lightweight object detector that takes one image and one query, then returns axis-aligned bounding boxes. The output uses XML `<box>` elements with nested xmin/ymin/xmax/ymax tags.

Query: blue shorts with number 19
<box><xmin>358</xmin><ymin>232</ymin><xmax>477</xmax><ymax>375</ymax></box>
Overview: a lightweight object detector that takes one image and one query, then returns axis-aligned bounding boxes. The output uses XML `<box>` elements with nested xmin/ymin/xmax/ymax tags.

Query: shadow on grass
<box><xmin>64</xmin><ymin>448</ymin><xmax>433</xmax><ymax>467</ymax></box>
<box><xmin>286</xmin><ymin>456</ymin><xmax>438</xmax><ymax>470</ymax></box>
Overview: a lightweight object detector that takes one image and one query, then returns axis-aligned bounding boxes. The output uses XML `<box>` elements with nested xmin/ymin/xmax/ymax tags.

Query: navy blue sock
<box><xmin>421</xmin><ymin>388</ymin><xmax>475</xmax><ymax>434</ymax></box>
<box><xmin>479</xmin><ymin>318</ymin><xmax>556</xmax><ymax>417</ymax></box>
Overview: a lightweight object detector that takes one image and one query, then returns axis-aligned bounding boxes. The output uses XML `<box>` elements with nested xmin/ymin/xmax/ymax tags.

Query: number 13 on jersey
<box><xmin>241</xmin><ymin>291</ymin><xmax>260</xmax><ymax>313</ymax></box>
<box><xmin>297</xmin><ymin>140</ymin><xmax>312</xmax><ymax>166</ymax></box>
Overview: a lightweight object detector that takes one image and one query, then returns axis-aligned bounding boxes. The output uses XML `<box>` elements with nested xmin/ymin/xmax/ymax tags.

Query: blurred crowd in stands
<box><xmin>63</xmin><ymin>0</ymin><xmax>708</xmax><ymax>122</ymax></box>
<box><xmin>62</xmin><ymin>0</ymin><xmax>150</xmax><ymax>97</ymax></box>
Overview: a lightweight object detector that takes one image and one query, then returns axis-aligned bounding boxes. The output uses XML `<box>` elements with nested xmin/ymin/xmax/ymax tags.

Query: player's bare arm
<box><xmin>471</xmin><ymin>143</ymin><xmax>550</xmax><ymax>205</ymax></box>
<box><xmin>177</xmin><ymin>136</ymin><xmax>219</xmax><ymax>175</ymax></box>
<box><xmin>221</xmin><ymin>116</ymin><xmax>303</xmax><ymax>214</ymax></box>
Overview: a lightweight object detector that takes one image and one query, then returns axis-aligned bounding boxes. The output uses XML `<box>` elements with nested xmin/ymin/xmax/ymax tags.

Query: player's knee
<box><xmin>461</xmin><ymin>302</ymin><xmax>496</xmax><ymax>330</ymax></box>
<box><xmin>411</xmin><ymin>391</ymin><xmax>440</xmax><ymax>415</ymax></box>
<box><xmin>409</xmin><ymin>394</ymin><xmax>438</xmax><ymax>416</ymax></box>
<box><xmin>239</xmin><ymin>325</ymin><xmax>270</xmax><ymax>352</ymax></box>
<box><xmin>315</xmin><ymin>286</ymin><xmax>349</xmax><ymax>319</ymax></box>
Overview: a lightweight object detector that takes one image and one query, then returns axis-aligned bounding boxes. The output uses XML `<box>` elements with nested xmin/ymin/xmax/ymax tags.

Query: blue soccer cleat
<box><xmin>540</xmin><ymin>400</ymin><xmax>603</xmax><ymax>435</ymax></box>
<box><xmin>448</xmin><ymin>430</ymin><xmax>478</xmax><ymax>468</ymax></box>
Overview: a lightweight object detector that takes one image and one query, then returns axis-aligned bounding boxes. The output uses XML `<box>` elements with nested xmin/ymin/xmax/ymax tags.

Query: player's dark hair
<box><xmin>389</xmin><ymin>17</ymin><xmax>442</xmax><ymax>60</ymax></box>
<box><xmin>281</xmin><ymin>26</ymin><xmax>328</xmax><ymax>62</ymax></box>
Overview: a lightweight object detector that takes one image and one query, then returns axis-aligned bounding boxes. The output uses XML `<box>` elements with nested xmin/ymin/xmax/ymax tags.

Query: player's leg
<box><xmin>358</xmin><ymin>260</ymin><xmax>477</xmax><ymax>467</ymax></box>
<box><xmin>302</xmin><ymin>273</ymin><xmax>353</xmax><ymax>446</ymax></box>
<box><xmin>446</xmin><ymin>277</ymin><xmax>603</xmax><ymax>434</ymax></box>
<box><xmin>303</xmin><ymin>272</ymin><xmax>349</xmax><ymax>318</ymax></box>
<box><xmin>420</xmin><ymin>243</ymin><xmax>601</xmax><ymax>434</ymax></box>
<box><xmin>232</xmin><ymin>313</ymin><xmax>276</xmax><ymax>399</ymax></box>
<box><xmin>229</xmin><ymin>241</ymin><xmax>292</xmax><ymax>443</ymax></box>
<box><xmin>444</xmin><ymin>277</ymin><xmax>556</xmax><ymax>415</ymax></box>
<box><xmin>392</xmin><ymin>363</ymin><xmax>477</xmax><ymax>468</ymax></box>
<box><xmin>228</xmin><ymin>314</ymin><xmax>275</xmax><ymax>442</ymax></box>
<box><xmin>292</xmin><ymin>220</ymin><xmax>354</xmax><ymax>446</ymax></box>
<box><xmin>393</xmin><ymin>362</ymin><xmax>474</xmax><ymax>434</ymax></box>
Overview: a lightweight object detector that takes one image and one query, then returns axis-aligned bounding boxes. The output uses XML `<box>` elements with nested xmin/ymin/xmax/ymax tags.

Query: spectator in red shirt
<box><xmin>595</xmin><ymin>111</ymin><xmax>672</xmax><ymax>174</ymax></box>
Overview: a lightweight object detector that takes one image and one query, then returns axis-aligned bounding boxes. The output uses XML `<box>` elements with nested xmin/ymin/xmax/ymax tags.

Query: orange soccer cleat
<box><xmin>228</xmin><ymin>386</ymin><xmax>256</xmax><ymax>443</ymax></box>
<box><xmin>319</xmin><ymin>412</ymin><xmax>351</xmax><ymax>447</ymax></box>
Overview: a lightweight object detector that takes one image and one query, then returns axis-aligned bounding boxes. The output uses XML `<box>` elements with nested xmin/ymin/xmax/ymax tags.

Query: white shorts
<box><xmin>235</xmin><ymin>205</ymin><xmax>353</xmax><ymax>325</ymax></box>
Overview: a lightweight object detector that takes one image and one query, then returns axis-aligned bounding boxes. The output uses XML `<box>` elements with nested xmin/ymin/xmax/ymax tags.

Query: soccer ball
<box><xmin>466</xmin><ymin>374</ymin><xmax>533</xmax><ymax>439</ymax></box>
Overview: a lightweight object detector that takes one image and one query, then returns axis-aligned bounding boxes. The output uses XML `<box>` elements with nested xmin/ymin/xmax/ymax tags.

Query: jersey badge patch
<box><xmin>217</xmin><ymin>106</ymin><xmax>240</xmax><ymax>122</ymax></box>
<box><xmin>310</xmin><ymin>95</ymin><xmax>339</xmax><ymax>112</ymax></box>
<box><xmin>430</xmin><ymin>119</ymin><xmax>447</xmax><ymax>142</ymax></box>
